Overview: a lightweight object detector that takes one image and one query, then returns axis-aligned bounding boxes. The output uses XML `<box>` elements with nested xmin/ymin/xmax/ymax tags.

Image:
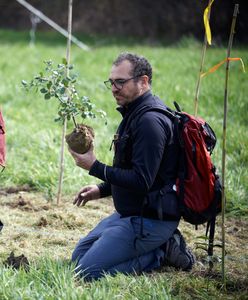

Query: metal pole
<box><xmin>16</xmin><ymin>0</ymin><xmax>89</xmax><ymax>51</ymax></box>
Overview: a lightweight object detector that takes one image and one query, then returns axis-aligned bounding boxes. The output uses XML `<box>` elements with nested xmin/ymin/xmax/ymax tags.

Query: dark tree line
<box><xmin>0</xmin><ymin>0</ymin><xmax>247</xmax><ymax>43</ymax></box>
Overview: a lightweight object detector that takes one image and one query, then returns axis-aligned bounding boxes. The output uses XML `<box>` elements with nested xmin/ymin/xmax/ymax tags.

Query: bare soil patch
<box><xmin>4</xmin><ymin>251</ymin><xmax>30</xmax><ymax>271</ymax></box>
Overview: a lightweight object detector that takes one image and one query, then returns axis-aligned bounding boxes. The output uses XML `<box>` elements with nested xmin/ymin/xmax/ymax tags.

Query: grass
<box><xmin>0</xmin><ymin>193</ymin><xmax>248</xmax><ymax>299</ymax></box>
<box><xmin>0</xmin><ymin>30</ymin><xmax>247</xmax><ymax>214</ymax></box>
<box><xmin>0</xmin><ymin>29</ymin><xmax>247</xmax><ymax>299</ymax></box>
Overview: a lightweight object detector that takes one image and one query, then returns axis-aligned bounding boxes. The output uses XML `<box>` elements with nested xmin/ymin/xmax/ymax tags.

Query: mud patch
<box><xmin>6</xmin><ymin>195</ymin><xmax>50</xmax><ymax>212</ymax></box>
<box><xmin>0</xmin><ymin>184</ymin><xmax>34</xmax><ymax>195</ymax></box>
<box><xmin>4</xmin><ymin>251</ymin><xmax>30</xmax><ymax>271</ymax></box>
<box><xmin>7</xmin><ymin>195</ymin><xmax>35</xmax><ymax>211</ymax></box>
<box><xmin>36</xmin><ymin>217</ymin><xmax>48</xmax><ymax>227</ymax></box>
<box><xmin>35</xmin><ymin>213</ymin><xmax>86</xmax><ymax>230</ymax></box>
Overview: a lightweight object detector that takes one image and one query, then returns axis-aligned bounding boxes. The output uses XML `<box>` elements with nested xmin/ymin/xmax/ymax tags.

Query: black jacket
<box><xmin>89</xmin><ymin>91</ymin><xmax>180</xmax><ymax>220</ymax></box>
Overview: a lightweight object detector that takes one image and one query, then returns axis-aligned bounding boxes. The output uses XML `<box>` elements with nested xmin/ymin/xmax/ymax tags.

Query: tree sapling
<box><xmin>22</xmin><ymin>59</ymin><xmax>106</xmax><ymax>154</ymax></box>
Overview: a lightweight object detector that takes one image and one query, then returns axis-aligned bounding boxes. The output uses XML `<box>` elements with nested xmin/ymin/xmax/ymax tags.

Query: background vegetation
<box><xmin>0</xmin><ymin>29</ymin><xmax>247</xmax><ymax>215</ymax></box>
<box><xmin>0</xmin><ymin>0</ymin><xmax>248</xmax><ymax>43</ymax></box>
<box><xmin>0</xmin><ymin>30</ymin><xmax>247</xmax><ymax>299</ymax></box>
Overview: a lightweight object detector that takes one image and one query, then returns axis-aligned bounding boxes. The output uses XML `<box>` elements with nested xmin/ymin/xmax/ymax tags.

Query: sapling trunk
<box><xmin>221</xmin><ymin>3</ymin><xmax>239</xmax><ymax>288</ymax></box>
<box><xmin>22</xmin><ymin>0</ymin><xmax>106</xmax><ymax>205</ymax></box>
<box><xmin>57</xmin><ymin>0</ymin><xmax>73</xmax><ymax>205</ymax></box>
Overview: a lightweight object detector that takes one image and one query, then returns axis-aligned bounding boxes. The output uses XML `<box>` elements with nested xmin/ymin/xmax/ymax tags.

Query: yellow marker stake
<box><xmin>204</xmin><ymin>0</ymin><xmax>214</xmax><ymax>45</ymax></box>
<box><xmin>194</xmin><ymin>0</ymin><xmax>213</xmax><ymax>116</ymax></box>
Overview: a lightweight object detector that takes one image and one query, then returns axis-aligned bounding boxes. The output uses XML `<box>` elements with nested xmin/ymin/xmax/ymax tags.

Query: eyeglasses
<box><xmin>104</xmin><ymin>76</ymin><xmax>140</xmax><ymax>90</ymax></box>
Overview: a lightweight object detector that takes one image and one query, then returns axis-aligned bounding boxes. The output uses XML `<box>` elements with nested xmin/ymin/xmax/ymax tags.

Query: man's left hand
<box><xmin>68</xmin><ymin>144</ymin><xmax>96</xmax><ymax>171</ymax></box>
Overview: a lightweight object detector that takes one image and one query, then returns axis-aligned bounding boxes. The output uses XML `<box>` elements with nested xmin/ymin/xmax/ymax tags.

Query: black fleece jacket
<box><xmin>89</xmin><ymin>91</ymin><xmax>179</xmax><ymax>217</ymax></box>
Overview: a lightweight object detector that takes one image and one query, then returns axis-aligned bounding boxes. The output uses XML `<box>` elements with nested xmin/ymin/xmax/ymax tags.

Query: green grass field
<box><xmin>0</xmin><ymin>30</ymin><xmax>247</xmax><ymax>299</ymax></box>
<box><xmin>0</xmin><ymin>29</ymin><xmax>247</xmax><ymax>214</ymax></box>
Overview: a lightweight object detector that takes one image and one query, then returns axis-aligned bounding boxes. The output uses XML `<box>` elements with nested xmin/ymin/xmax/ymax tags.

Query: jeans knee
<box><xmin>71</xmin><ymin>248</ymin><xmax>80</xmax><ymax>263</ymax></box>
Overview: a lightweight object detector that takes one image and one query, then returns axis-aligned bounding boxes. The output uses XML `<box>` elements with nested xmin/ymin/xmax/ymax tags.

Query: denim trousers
<box><xmin>71</xmin><ymin>212</ymin><xmax>178</xmax><ymax>280</ymax></box>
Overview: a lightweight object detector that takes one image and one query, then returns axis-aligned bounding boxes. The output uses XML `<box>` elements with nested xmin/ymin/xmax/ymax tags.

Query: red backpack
<box><xmin>173</xmin><ymin>103</ymin><xmax>222</xmax><ymax>257</ymax></box>
<box><xmin>0</xmin><ymin>110</ymin><xmax>6</xmax><ymax>170</ymax></box>
<box><xmin>128</xmin><ymin>102</ymin><xmax>222</xmax><ymax>256</ymax></box>
<box><xmin>174</xmin><ymin>109</ymin><xmax>222</xmax><ymax>226</ymax></box>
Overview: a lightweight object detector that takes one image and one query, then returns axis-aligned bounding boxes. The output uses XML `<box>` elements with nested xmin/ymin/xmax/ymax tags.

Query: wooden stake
<box><xmin>194</xmin><ymin>0</ymin><xmax>212</xmax><ymax>117</ymax></box>
<box><xmin>57</xmin><ymin>0</ymin><xmax>73</xmax><ymax>205</ymax></box>
<box><xmin>221</xmin><ymin>3</ymin><xmax>239</xmax><ymax>287</ymax></box>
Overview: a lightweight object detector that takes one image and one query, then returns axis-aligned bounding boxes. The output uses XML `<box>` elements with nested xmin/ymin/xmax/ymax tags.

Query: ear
<box><xmin>140</xmin><ymin>75</ymin><xmax>149</xmax><ymax>88</ymax></box>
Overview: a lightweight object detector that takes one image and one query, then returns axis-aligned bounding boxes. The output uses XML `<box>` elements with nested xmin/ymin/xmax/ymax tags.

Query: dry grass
<box><xmin>0</xmin><ymin>191</ymin><xmax>114</xmax><ymax>261</ymax></box>
<box><xmin>0</xmin><ymin>190</ymin><xmax>247</xmax><ymax>296</ymax></box>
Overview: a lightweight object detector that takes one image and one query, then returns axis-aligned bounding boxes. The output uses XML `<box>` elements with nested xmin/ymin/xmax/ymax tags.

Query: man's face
<box><xmin>109</xmin><ymin>60</ymin><xmax>143</xmax><ymax>107</ymax></box>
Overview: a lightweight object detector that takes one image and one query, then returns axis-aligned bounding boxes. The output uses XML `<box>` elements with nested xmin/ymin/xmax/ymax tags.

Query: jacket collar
<box><xmin>116</xmin><ymin>90</ymin><xmax>152</xmax><ymax>117</ymax></box>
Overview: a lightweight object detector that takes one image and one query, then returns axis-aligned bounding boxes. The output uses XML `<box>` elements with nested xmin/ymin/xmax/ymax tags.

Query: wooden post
<box><xmin>57</xmin><ymin>0</ymin><xmax>73</xmax><ymax>205</ymax></box>
<box><xmin>221</xmin><ymin>3</ymin><xmax>239</xmax><ymax>287</ymax></box>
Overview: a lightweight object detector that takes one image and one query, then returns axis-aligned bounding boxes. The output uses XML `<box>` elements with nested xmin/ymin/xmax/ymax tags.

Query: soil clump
<box><xmin>66</xmin><ymin>124</ymin><xmax>94</xmax><ymax>154</ymax></box>
<box><xmin>4</xmin><ymin>251</ymin><xmax>30</xmax><ymax>271</ymax></box>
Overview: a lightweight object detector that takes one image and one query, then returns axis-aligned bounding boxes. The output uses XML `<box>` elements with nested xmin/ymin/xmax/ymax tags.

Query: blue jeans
<box><xmin>72</xmin><ymin>212</ymin><xmax>178</xmax><ymax>280</ymax></box>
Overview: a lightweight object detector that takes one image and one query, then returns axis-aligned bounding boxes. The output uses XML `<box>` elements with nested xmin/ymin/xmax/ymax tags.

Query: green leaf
<box><xmin>44</xmin><ymin>93</ymin><xmax>51</xmax><ymax>100</ymax></box>
<box><xmin>62</xmin><ymin>78</ymin><xmax>69</xmax><ymax>87</ymax></box>
<box><xmin>59</xmin><ymin>87</ymin><xmax>66</xmax><ymax>94</ymax></box>
<box><xmin>21</xmin><ymin>80</ymin><xmax>28</xmax><ymax>86</ymax></box>
<box><xmin>54</xmin><ymin>117</ymin><xmax>62</xmax><ymax>122</ymax></box>
<box><xmin>62</xmin><ymin>58</ymin><xmax>67</xmax><ymax>65</ymax></box>
<box><xmin>40</xmin><ymin>88</ymin><xmax>48</xmax><ymax>94</ymax></box>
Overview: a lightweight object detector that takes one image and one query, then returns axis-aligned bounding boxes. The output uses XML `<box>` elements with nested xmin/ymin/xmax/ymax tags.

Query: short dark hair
<box><xmin>113</xmin><ymin>52</ymin><xmax>152</xmax><ymax>85</ymax></box>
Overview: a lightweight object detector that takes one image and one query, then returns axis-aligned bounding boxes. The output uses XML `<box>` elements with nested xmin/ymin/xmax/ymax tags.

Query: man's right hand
<box><xmin>73</xmin><ymin>185</ymin><xmax>100</xmax><ymax>207</ymax></box>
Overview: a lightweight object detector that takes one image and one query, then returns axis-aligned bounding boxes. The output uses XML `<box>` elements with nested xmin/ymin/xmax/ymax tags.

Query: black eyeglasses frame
<box><xmin>104</xmin><ymin>75</ymin><xmax>141</xmax><ymax>90</ymax></box>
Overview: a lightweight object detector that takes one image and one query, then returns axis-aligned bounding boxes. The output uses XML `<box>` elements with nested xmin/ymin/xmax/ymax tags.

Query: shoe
<box><xmin>160</xmin><ymin>229</ymin><xmax>195</xmax><ymax>271</ymax></box>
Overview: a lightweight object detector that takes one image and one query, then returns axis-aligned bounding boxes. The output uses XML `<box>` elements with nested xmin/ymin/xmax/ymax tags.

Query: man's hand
<box><xmin>68</xmin><ymin>144</ymin><xmax>96</xmax><ymax>171</ymax></box>
<box><xmin>73</xmin><ymin>185</ymin><xmax>100</xmax><ymax>207</ymax></box>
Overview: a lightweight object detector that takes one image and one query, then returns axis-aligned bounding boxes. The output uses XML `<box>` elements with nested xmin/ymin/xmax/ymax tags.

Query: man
<box><xmin>69</xmin><ymin>52</ymin><xmax>195</xmax><ymax>281</ymax></box>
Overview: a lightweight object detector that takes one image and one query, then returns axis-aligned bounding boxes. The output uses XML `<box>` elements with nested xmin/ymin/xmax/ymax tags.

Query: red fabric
<box><xmin>0</xmin><ymin>110</ymin><xmax>6</xmax><ymax>167</ymax></box>
<box><xmin>176</xmin><ymin>112</ymin><xmax>215</xmax><ymax>213</ymax></box>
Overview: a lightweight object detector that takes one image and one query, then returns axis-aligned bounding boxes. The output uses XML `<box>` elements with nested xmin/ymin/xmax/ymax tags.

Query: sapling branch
<box><xmin>22</xmin><ymin>60</ymin><xmax>106</xmax><ymax>128</ymax></box>
<box><xmin>22</xmin><ymin>59</ymin><xmax>107</xmax><ymax>155</ymax></box>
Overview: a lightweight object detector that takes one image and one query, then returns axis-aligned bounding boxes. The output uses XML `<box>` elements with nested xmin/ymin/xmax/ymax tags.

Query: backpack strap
<box><xmin>206</xmin><ymin>217</ymin><xmax>216</xmax><ymax>259</ymax></box>
<box><xmin>124</xmin><ymin>104</ymin><xmax>176</xmax><ymax>135</ymax></box>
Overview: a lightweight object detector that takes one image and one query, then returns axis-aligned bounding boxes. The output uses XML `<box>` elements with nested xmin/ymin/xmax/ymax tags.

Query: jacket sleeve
<box><xmin>89</xmin><ymin>112</ymin><xmax>172</xmax><ymax>194</ymax></box>
<box><xmin>97</xmin><ymin>182</ymin><xmax>112</xmax><ymax>198</ymax></box>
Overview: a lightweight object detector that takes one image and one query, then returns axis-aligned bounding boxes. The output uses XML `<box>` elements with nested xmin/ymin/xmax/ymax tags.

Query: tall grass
<box><xmin>1</xmin><ymin>258</ymin><xmax>247</xmax><ymax>300</ymax></box>
<box><xmin>0</xmin><ymin>29</ymin><xmax>247</xmax><ymax>216</ymax></box>
<box><xmin>0</xmin><ymin>258</ymin><xmax>235</xmax><ymax>300</ymax></box>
